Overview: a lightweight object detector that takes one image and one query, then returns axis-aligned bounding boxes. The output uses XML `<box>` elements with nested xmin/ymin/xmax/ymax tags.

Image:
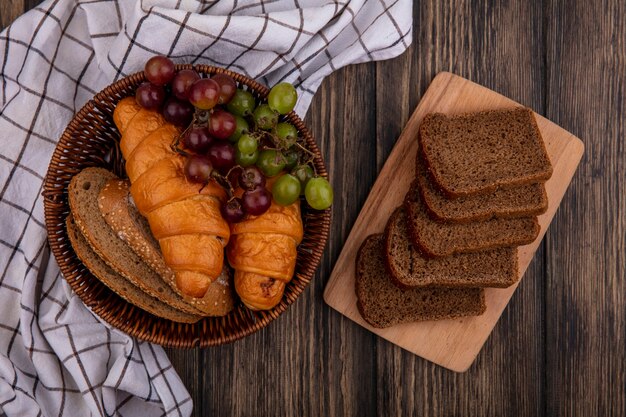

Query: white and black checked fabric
<box><xmin>0</xmin><ymin>0</ymin><xmax>411</xmax><ymax>416</ymax></box>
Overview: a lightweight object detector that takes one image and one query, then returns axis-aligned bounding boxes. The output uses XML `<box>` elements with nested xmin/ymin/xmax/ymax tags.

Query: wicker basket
<box><xmin>42</xmin><ymin>65</ymin><xmax>331</xmax><ymax>348</ymax></box>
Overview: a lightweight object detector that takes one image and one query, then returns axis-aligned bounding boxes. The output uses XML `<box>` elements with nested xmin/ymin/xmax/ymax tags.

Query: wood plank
<box><xmin>544</xmin><ymin>0</ymin><xmax>626</xmax><ymax>415</ymax></box>
<box><xmin>375</xmin><ymin>1</ymin><xmax>550</xmax><ymax>413</ymax></box>
<box><xmin>324</xmin><ymin>71</ymin><xmax>584</xmax><ymax>373</ymax></box>
<box><xmin>308</xmin><ymin>64</ymin><xmax>380</xmax><ymax>417</ymax></box>
<box><xmin>0</xmin><ymin>0</ymin><xmax>24</xmax><ymax>29</ymax></box>
<box><xmin>23</xmin><ymin>0</ymin><xmax>41</xmax><ymax>13</ymax></box>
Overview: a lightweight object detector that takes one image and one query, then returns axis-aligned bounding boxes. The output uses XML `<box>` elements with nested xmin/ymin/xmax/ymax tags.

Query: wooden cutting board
<box><xmin>323</xmin><ymin>72</ymin><xmax>584</xmax><ymax>372</ymax></box>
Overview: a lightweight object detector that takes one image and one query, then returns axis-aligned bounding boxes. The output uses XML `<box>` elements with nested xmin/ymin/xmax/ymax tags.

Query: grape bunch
<box><xmin>135</xmin><ymin>55</ymin><xmax>334</xmax><ymax>222</ymax></box>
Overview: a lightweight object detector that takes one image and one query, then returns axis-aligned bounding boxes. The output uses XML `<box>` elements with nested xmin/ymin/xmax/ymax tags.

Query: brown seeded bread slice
<box><xmin>98</xmin><ymin>178</ymin><xmax>235</xmax><ymax>316</ymax></box>
<box><xmin>356</xmin><ymin>234</ymin><xmax>486</xmax><ymax>328</ymax></box>
<box><xmin>416</xmin><ymin>158</ymin><xmax>548</xmax><ymax>223</ymax></box>
<box><xmin>66</xmin><ymin>215</ymin><xmax>201</xmax><ymax>323</ymax></box>
<box><xmin>404</xmin><ymin>180</ymin><xmax>539</xmax><ymax>257</ymax></box>
<box><xmin>384</xmin><ymin>207</ymin><xmax>518</xmax><ymax>288</ymax></box>
<box><xmin>419</xmin><ymin>108</ymin><xmax>553</xmax><ymax>197</ymax></box>
<box><xmin>68</xmin><ymin>167</ymin><xmax>202</xmax><ymax>316</ymax></box>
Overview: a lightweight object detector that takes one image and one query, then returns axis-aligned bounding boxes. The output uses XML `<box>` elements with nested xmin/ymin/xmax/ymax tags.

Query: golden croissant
<box><xmin>113</xmin><ymin>97</ymin><xmax>229</xmax><ymax>298</ymax></box>
<box><xmin>227</xmin><ymin>186</ymin><xmax>304</xmax><ymax>310</ymax></box>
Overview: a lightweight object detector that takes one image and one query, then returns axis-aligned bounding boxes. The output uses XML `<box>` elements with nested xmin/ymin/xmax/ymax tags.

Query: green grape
<box><xmin>226</xmin><ymin>89</ymin><xmax>256</xmax><ymax>116</ymax></box>
<box><xmin>235</xmin><ymin>149</ymin><xmax>259</xmax><ymax>167</ymax></box>
<box><xmin>291</xmin><ymin>164</ymin><xmax>314</xmax><ymax>194</ymax></box>
<box><xmin>237</xmin><ymin>134</ymin><xmax>258</xmax><ymax>154</ymax></box>
<box><xmin>283</xmin><ymin>148</ymin><xmax>300</xmax><ymax>170</ymax></box>
<box><xmin>304</xmin><ymin>177</ymin><xmax>333</xmax><ymax>210</ymax></box>
<box><xmin>268</xmin><ymin>82</ymin><xmax>297</xmax><ymax>114</ymax></box>
<box><xmin>275</xmin><ymin>122</ymin><xmax>297</xmax><ymax>140</ymax></box>
<box><xmin>256</xmin><ymin>149</ymin><xmax>285</xmax><ymax>177</ymax></box>
<box><xmin>272</xmin><ymin>174</ymin><xmax>301</xmax><ymax>206</ymax></box>
<box><xmin>228</xmin><ymin>114</ymin><xmax>250</xmax><ymax>143</ymax></box>
<box><xmin>228</xmin><ymin>115</ymin><xmax>249</xmax><ymax>142</ymax></box>
<box><xmin>253</xmin><ymin>104</ymin><xmax>278</xmax><ymax>130</ymax></box>
<box><xmin>274</xmin><ymin>122</ymin><xmax>298</xmax><ymax>148</ymax></box>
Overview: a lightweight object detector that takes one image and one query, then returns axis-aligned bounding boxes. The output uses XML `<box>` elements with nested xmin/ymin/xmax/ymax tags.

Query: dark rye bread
<box><xmin>68</xmin><ymin>167</ymin><xmax>202</xmax><ymax>316</ymax></box>
<box><xmin>355</xmin><ymin>235</ymin><xmax>486</xmax><ymax>328</ymax></box>
<box><xmin>404</xmin><ymin>180</ymin><xmax>539</xmax><ymax>257</ymax></box>
<box><xmin>419</xmin><ymin>108</ymin><xmax>553</xmax><ymax>197</ymax></box>
<box><xmin>416</xmin><ymin>158</ymin><xmax>548</xmax><ymax>223</ymax></box>
<box><xmin>66</xmin><ymin>215</ymin><xmax>201</xmax><ymax>323</ymax></box>
<box><xmin>98</xmin><ymin>179</ymin><xmax>235</xmax><ymax>316</ymax></box>
<box><xmin>384</xmin><ymin>207</ymin><xmax>518</xmax><ymax>288</ymax></box>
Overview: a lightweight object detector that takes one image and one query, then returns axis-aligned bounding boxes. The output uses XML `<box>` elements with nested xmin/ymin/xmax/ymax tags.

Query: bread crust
<box><xmin>416</xmin><ymin>153</ymin><xmax>548</xmax><ymax>223</ymax></box>
<box><xmin>404</xmin><ymin>181</ymin><xmax>540</xmax><ymax>258</ymax></box>
<box><xmin>383</xmin><ymin>207</ymin><xmax>519</xmax><ymax>289</ymax></box>
<box><xmin>67</xmin><ymin>168</ymin><xmax>203</xmax><ymax>316</ymax></box>
<box><xmin>356</xmin><ymin>234</ymin><xmax>486</xmax><ymax>328</ymax></box>
<box><xmin>419</xmin><ymin>108</ymin><xmax>553</xmax><ymax>198</ymax></box>
<box><xmin>66</xmin><ymin>215</ymin><xmax>202</xmax><ymax>323</ymax></box>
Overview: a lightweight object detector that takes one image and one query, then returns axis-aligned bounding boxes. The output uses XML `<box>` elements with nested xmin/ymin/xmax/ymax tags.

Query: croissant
<box><xmin>113</xmin><ymin>97</ymin><xmax>230</xmax><ymax>298</ymax></box>
<box><xmin>227</xmin><ymin>189</ymin><xmax>304</xmax><ymax>310</ymax></box>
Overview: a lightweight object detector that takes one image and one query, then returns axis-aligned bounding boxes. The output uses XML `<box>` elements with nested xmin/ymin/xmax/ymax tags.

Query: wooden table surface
<box><xmin>3</xmin><ymin>1</ymin><xmax>625</xmax><ymax>416</ymax></box>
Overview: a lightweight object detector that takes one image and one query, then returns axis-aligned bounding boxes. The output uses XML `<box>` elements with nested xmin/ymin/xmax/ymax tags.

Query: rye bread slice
<box><xmin>98</xmin><ymin>179</ymin><xmax>235</xmax><ymax>316</ymax></box>
<box><xmin>419</xmin><ymin>108</ymin><xmax>553</xmax><ymax>197</ymax></box>
<box><xmin>68</xmin><ymin>167</ymin><xmax>202</xmax><ymax>316</ymax></box>
<box><xmin>404</xmin><ymin>180</ymin><xmax>539</xmax><ymax>257</ymax></box>
<box><xmin>384</xmin><ymin>207</ymin><xmax>518</xmax><ymax>288</ymax></box>
<box><xmin>416</xmin><ymin>158</ymin><xmax>548</xmax><ymax>223</ymax></box>
<box><xmin>355</xmin><ymin>235</ymin><xmax>486</xmax><ymax>328</ymax></box>
<box><xmin>66</xmin><ymin>215</ymin><xmax>201</xmax><ymax>323</ymax></box>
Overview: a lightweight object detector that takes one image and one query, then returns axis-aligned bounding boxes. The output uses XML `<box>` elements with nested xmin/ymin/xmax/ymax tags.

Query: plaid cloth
<box><xmin>0</xmin><ymin>0</ymin><xmax>411</xmax><ymax>416</ymax></box>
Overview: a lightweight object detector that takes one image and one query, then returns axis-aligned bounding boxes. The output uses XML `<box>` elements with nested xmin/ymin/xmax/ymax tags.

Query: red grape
<box><xmin>188</xmin><ymin>78</ymin><xmax>220</xmax><ymax>110</ymax></box>
<box><xmin>135</xmin><ymin>82</ymin><xmax>165</xmax><ymax>110</ymax></box>
<box><xmin>162</xmin><ymin>98</ymin><xmax>194</xmax><ymax>127</ymax></box>
<box><xmin>183</xmin><ymin>127</ymin><xmax>213</xmax><ymax>153</ymax></box>
<box><xmin>208</xmin><ymin>142</ymin><xmax>236</xmax><ymax>172</ymax></box>
<box><xmin>242</xmin><ymin>186</ymin><xmax>272</xmax><ymax>216</ymax></box>
<box><xmin>184</xmin><ymin>155</ymin><xmax>213</xmax><ymax>183</ymax></box>
<box><xmin>211</xmin><ymin>73</ymin><xmax>237</xmax><ymax>104</ymax></box>
<box><xmin>238</xmin><ymin>166</ymin><xmax>266</xmax><ymax>191</ymax></box>
<box><xmin>144</xmin><ymin>56</ymin><xmax>175</xmax><ymax>86</ymax></box>
<box><xmin>172</xmin><ymin>69</ymin><xmax>200</xmax><ymax>100</ymax></box>
<box><xmin>221</xmin><ymin>198</ymin><xmax>245</xmax><ymax>223</ymax></box>
<box><xmin>208</xmin><ymin>109</ymin><xmax>236</xmax><ymax>140</ymax></box>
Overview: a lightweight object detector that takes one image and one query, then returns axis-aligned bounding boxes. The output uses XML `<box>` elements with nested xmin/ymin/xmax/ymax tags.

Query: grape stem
<box><xmin>294</xmin><ymin>141</ymin><xmax>316</xmax><ymax>159</ymax></box>
<box><xmin>210</xmin><ymin>170</ymin><xmax>235</xmax><ymax>198</ymax></box>
<box><xmin>293</xmin><ymin>142</ymin><xmax>318</xmax><ymax>175</ymax></box>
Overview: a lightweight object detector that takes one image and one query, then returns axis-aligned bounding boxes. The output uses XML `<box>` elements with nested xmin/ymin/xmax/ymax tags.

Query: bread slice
<box><xmin>416</xmin><ymin>158</ymin><xmax>548</xmax><ymax>223</ymax></box>
<box><xmin>419</xmin><ymin>108</ymin><xmax>553</xmax><ymax>197</ymax></box>
<box><xmin>385</xmin><ymin>207</ymin><xmax>518</xmax><ymax>288</ymax></box>
<box><xmin>68</xmin><ymin>167</ymin><xmax>202</xmax><ymax>316</ymax></box>
<box><xmin>98</xmin><ymin>178</ymin><xmax>235</xmax><ymax>316</ymax></box>
<box><xmin>356</xmin><ymin>234</ymin><xmax>486</xmax><ymax>328</ymax></box>
<box><xmin>404</xmin><ymin>180</ymin><xmax>539</xmax><ymax>257</ymax></box>
<box><xmin>66</xmin><ymin>215</ymin><xmax>201</xmax><ymax>323</ymax></box>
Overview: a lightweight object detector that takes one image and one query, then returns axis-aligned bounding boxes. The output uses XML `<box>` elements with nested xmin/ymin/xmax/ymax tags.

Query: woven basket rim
<box><xmin>43</xmin><ymin>64</ymin><xmax>331</xmax><ymax>348</ymax></box>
